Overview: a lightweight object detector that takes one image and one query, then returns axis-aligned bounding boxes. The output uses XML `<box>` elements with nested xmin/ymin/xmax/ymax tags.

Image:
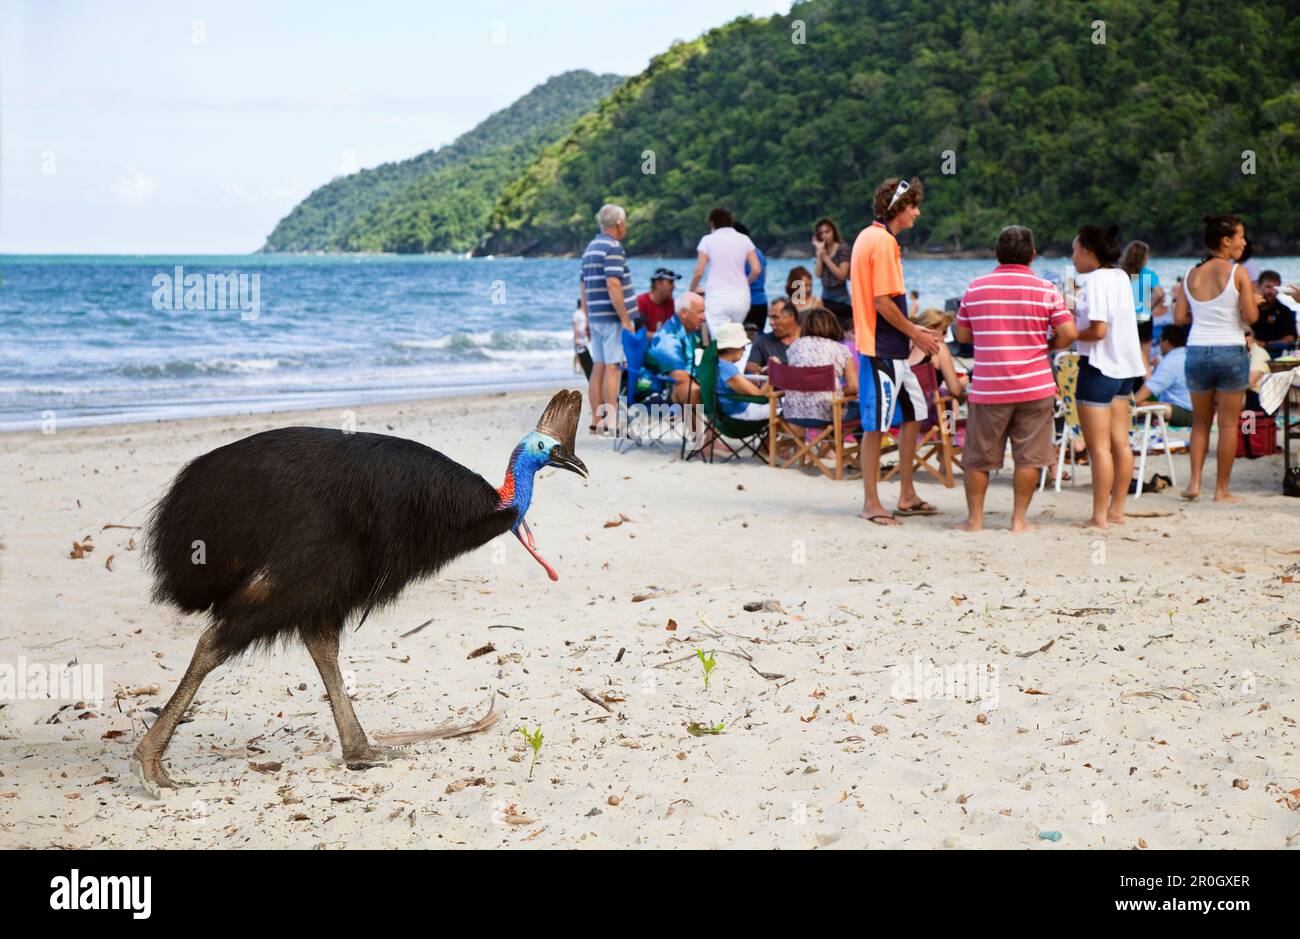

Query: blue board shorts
<box><xmin>1076</xmin><ymin>355</ymin><xmax>1139</xmax><ymax>406</ymax></box>
<box><xmin>858</xmin><ymin>354</ymin><xmax>927</xmax><ymax>432</ymax></box>
<box><xmin>588</xmin><ymin>318</ymin><xmax>625</xmax><ymax>365</ymax></box>
<box><xmin>1184</xmin><ymin>344</ymin><xmax>1249</xmax><ymax>394</ymax></box>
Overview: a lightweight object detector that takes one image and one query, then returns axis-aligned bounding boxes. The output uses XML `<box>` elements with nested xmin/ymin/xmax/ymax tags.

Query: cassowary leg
<box><xmin>302</xmin><ymin>629</ymin><xmax>407</xmax><ymax>766</ymax></box>
<box><xmin>131</xmin><ymin>625</ymin><xmax>225</xmax><ymax>798</ymax></box>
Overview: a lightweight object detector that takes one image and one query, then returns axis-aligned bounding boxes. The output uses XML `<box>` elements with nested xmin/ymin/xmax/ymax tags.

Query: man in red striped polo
<box><xmin>953</xmin><ymin>225</ymin><xmax>1078</xmax><ymax>533</ymax></box>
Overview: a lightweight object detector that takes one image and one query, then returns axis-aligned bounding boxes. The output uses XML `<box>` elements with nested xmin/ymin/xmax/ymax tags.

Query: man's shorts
<box><xmin>858</xmin><ymin>354</ymin><xmax>927</xmax><ymax>433</ymax></box>
<box><xmin>588</xmin><ymin>319</ymin><xmax>625</xmax><ymax>365</ymax></box>
<box><xmin>963</xmin><ymin>396</ymin><xmax>1056</xmax><ymax>471</ymax></box>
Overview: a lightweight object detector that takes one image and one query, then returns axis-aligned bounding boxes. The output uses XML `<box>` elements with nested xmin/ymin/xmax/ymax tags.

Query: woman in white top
<box><xmin>1173</xmin><ymin>213</ymin><xmax>1258</xmax><ymax>503</ymax></box>
<box><xmin>1071</xmin><ymin>224</ymin><xmax>1145</xmax><ymax>530</ymax></box>
<box><xmin>689</xmin><ymin>207</ymin><xmax>760</xmax><ymax>338</ymax></box>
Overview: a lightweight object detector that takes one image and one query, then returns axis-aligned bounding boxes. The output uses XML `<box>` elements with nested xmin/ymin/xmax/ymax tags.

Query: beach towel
<box><xmin>1257</xmin><ymin>366</ymin><xmax>1300</xmax><ymax>416</ymax></box>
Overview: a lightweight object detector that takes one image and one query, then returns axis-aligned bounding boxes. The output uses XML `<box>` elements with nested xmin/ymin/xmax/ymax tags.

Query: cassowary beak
<box><xmin>546</xmin><ymin>444</ymin><xmax>587</xmax><ymax>479</ymax></box>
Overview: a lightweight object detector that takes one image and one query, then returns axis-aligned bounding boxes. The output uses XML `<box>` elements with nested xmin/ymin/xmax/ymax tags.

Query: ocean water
<box><xmin>2</xmin><ymin>253</ymin><xmax>1296</xmax><ymax>432</ymax></box>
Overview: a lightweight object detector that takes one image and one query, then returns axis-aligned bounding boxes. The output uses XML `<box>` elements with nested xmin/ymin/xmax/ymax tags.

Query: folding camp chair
<box><xmin>766</xmin><ymin>361</ymin><xmax>861</xmax><ymax>479</ymax></box>
<box><xmin>1040</xmin><ymin>351</ymin><xmax>1081</xmax><ymax>492</ymax></box>
<box><xmin>689</xmin><ymin>342</ymin><xmax>769</xmax><ymax>464</ymax></box>
<box><xmin>614</xmin><ymin>327</ymin><xmax>684</xmax><ymax>454</ymax></box>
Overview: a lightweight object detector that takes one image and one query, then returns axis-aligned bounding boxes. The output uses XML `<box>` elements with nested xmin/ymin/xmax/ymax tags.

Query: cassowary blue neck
<box><xmin>497</xmin><ymin>443</ymin><xmax>538</xmax><ymax>528</ymax></box>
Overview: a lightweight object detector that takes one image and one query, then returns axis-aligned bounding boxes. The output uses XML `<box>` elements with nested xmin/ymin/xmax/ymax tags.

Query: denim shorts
<box><xmin>1184</xmin><ymin>344</ymin><xmax>1249</xmax><ymax>394</ymax></box>
<box><xmin>1076</xmin><ymin>356</ymin><xmax>1138</xmax><ymax>406</ymax></box>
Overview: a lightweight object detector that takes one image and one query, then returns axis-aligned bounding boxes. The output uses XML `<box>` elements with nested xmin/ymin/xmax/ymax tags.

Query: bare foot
<box><xmin>1107</xmin><ymin>514</ymin><xmax>1127</xmax><ymax>526</ymax></box>
<box><xmin>1009</xmin><ymin>520</ymin><xmax>1038</xmax><ymax>534</ymax></box>
<box><xmin>1075</xmin><ymin>518</ymin><xmax>1108</xmax><ymax>530</ymax></box>
<box><xmin>1213</xmin><ymin>492</ymin><xmax>1243</xmax><ymax>504</ymax></box>
<box><xmin>952</xmin><ymin>520</ymin><xmax>983</xmax><ymax>533</ymax></box>
<box><xmin>1181</xmin><ymin>487</ymin><xmax>1200</xmax><ymax>500</ymax></box>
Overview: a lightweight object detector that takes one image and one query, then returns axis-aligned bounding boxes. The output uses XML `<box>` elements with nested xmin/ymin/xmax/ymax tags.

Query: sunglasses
<box><xmin>887</xmin><ymin>179</ymin><xmax>910</xmax><ymax>210</ymax></box>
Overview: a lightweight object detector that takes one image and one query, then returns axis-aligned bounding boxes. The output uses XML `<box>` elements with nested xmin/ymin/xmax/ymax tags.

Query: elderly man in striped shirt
<box><xmin>953</xmin><ymin>225</ymin><xmax>1078</xmax><ymax>533</ymax></box>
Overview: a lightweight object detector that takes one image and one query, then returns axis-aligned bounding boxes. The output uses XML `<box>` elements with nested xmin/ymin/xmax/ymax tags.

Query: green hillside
<box><xmin>261</xmin><ymin>70</ymin><xmax>625</xmax><ymax>253</ymax></box>
<box><xmin>479</xmin><ymin>0</ymin><xmax>1300</xmax><ymax>256</ymax></box>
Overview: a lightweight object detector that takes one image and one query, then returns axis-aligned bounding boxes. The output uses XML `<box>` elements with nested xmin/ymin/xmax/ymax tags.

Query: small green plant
<box><xmin>516</xmin><ymin>725</ymin><xmax>543</xmax><ymax>778</ymax></box>
<box><xmin>1166</xmin><ymin>609</ymin><xmax>1176</xmax><ymax>629</ymax></box>
<box><xmin>695</xmin><ymin>648</ymin><xmax>717</xmax><ymax>690</ymax></box>
<box><xmin>687</xmin><ymin>721</ymin><xmax>725</xmax><ymax>737</ymax></box>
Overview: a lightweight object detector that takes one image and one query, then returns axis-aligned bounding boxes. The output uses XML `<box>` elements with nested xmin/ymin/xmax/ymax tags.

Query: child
<box><xmin>573</xmin><ymin>299</ymin><xmax>592</xmax><ymax>379</ymax></box>
<box><xmin>714</xmin><ymin>322</ymin><xmax>770</xmax><ymax>420</ymax></box>
<box><xmin>910</xmin><ymin>308</ymin><xmax>968</xmax><ymax>399</ymax></box>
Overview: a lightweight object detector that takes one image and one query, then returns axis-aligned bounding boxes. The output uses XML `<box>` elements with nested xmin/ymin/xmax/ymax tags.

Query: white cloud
<box><xmin>110</xmin><ymin>170</ymin><xmax>157</xmax><ymax>206</ymax></box>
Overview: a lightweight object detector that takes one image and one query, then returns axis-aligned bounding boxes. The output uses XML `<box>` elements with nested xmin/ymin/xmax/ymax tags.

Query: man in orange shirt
<box><xmin>850</xmin><ymin>177</ymin><xmax>941</xmax><ymax>526</ymax></box>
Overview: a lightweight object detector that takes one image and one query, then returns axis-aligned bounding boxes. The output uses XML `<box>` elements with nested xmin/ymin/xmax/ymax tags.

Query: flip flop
<box><xmin>896</xmin><ymin>501</ymin><xmax>938</xmax><ymax>516</ymax></box>
<box><xmin>862</xmin><ymin>513</ymin><xmax>899</xmax><ymax>526</ymax></box>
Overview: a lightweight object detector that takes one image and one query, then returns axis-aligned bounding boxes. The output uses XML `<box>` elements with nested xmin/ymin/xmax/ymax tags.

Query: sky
<box><xmin>1</xmin><ymin>0</ymin><xmax>791</xmax><ymax>254</ymax></box>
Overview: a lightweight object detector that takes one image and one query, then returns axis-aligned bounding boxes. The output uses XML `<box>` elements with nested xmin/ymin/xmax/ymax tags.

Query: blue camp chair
<box><xmin>616</xmin><ymin>327</ymin><xmax>682</xmax><ymax>453</ymax></box>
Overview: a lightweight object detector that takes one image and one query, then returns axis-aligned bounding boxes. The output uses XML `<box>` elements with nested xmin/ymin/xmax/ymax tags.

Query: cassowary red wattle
<box><xmin>131</xmin><ymin>390</ymin><xmax>586</xmax><ymax>798</ymax></box>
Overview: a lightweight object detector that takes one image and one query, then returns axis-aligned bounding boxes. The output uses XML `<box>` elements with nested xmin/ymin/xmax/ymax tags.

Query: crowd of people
<box><xmin>573</xmin><ymin>187</ymin><xmax>1300</xmax><ymax>530</ymax></box>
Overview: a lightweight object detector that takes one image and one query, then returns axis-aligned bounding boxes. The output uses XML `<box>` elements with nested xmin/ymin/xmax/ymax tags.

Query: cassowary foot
<box><xmin>130</xmin><ymin>754</ymin><xmax>195</xmax><ymax>800</ymax></box>
<box><xmin>343</xmin><ymin>744</ymin><xmax>411</xmax><ymax>770</ymax></box>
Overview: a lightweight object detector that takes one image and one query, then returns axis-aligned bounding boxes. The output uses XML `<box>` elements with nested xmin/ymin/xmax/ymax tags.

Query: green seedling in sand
<box><xmin>516</xmin><ymin>725</ymin><xmax>544</xmax><ymax>778</ymax></box>
<box><xmin>1166</xmin><ymin>609</ymin><xmax>1176</xmax><ymax>629</ymax></box>
<box><xmin>696</xmin><ymin>648</ymin><xmax>717</xmax><ymax>690</ymax></box>
<box><xmin>687</xmin><ymin>721</ymin><xmax>725</xmax><ymax>736</ymax></box>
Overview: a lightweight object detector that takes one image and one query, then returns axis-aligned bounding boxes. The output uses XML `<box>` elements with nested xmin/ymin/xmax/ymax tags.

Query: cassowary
<box><xmin>132</xmin><ymin>390</ymin><xmax>586</xmax><ymax>797</ymax></box>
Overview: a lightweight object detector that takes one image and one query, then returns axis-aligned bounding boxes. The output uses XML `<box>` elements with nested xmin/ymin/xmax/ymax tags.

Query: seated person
<box><xmin>746</xmin><ymin>298</ymin><xmax>801</xmax><ymax>375</ymax></box>
<box><xmin>1245</xmin><ymin>328</ymin><xmax>1272</xmax><ymax>411</ymax></box>
<box><xmin>1133</xmin><ymin>323</ymin><xmax>1193</xmax><ymax>426</ymax></box>
<box><xmin>644</xmin><ymin>291</ymin><xmax>706</xmax><ymax>404</ymax></box>
<box><xmin>714</xmin><ymin>322</ymin><xmax>771</xmax><ymax>421</ymax></box>
<box><xmin>909</xmin><ymin>308</ymin><xmax>968</xmax><ymax>399</ymax></box>
<box><xmin>785</xmin><ymin>265</ymin><xmax>819</xmax><ymax>313</ymax></box>
<box><xmin>783</xmin><ymin>307</ymin><xmax>859</xmax><ymax>425</ymax></box>
<box><xmin>1252</xmin><ymin>270</ymin><xmax>1297</xmax><ymax>357</ymax></box>
<box><xmin>635</xmin><ymin>268</ymin><xmax>680</xmax><ymax>336</ymax></box>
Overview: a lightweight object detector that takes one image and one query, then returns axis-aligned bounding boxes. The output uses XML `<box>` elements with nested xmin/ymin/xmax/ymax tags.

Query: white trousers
<box><xmin>704</xmin><ymin>290</ymin><xmax>751</xmax><ymax>338</ymax></box>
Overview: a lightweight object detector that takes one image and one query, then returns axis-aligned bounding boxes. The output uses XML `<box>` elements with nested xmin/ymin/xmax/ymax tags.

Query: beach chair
<box><xmin>615</xmin><ymin>327</ymin><xmax>682</xmax><ymax>454</ymax></box>
<box><xmin>1130</xmin><ymin>402</ymin><xmax>1183</xmax><ymax>498</ymax></box>
<box><xmin>688</xmin><ymin>342</ymin><xmax>769</xmax><ymax>464</ymax></box>
<box><xmin>882</xmin><ymin>358</ymin><xmax>962</xmax><ymax>487</ymax></box>
<box><xmin>1040</xmin><ymin>351</ymin><xmax>1081</xmax><ymax>492</ymax></box>
<box><xmin>765</xmin><ymin>361</ymin><xmax>861</xmax><ymax>480</ymax></box>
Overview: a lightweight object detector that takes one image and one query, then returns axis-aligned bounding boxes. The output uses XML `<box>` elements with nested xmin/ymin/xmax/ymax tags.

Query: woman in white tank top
<box><xmin>1173</xmin><ymin>213</ymin><xmax>1259</xmax><ymax>502</ymax></box>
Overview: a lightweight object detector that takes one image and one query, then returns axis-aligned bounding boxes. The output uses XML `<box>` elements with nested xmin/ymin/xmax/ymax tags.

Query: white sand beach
<box><xmin>2</xmin><ymin>388</ymin><xmax>1298</xmax><ymax>849</ymax></box>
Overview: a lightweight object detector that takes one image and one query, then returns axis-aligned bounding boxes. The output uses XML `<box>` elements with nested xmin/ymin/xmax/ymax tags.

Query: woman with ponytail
<box><xmin>1173</xmin><ymin>214</ymin><xmax>1258</xmax><ymax>502</ymax></box>
<box><xmin>1071</xmin><ymin>224</ymin><xmax>1145</xmax><ymax>529</ymax></box>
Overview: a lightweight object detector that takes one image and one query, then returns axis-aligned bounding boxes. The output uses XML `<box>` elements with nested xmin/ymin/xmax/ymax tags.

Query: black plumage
<box><xmin>146</xmin><ymin>427</ymin><xmax>516</xmax><ymax>657</ymax></box>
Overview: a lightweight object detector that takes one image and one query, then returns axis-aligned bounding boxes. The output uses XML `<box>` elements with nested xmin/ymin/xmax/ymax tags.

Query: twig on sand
<box><xmin>1016</xmin><ymin>638</ymin><xmax>1056</xmax><ymax>658</ymax></box>
<box><xmin>577</xmin><ymin>688</ymin><xmax>613</xmax><ymax>713</ymax></box>
<box><xmin>399</xmin><ymin>618</ymin><xmax>435</xmax><ymax>639</ymax></box>
<box><xmin>655</xmin><ymin>649</ymin><xmax>753</xmax><ymax>668</ymax></box>
<box><xmin>373</xmin><ymin>695</ymin><xmax>498</xmax><ymax>746</ymax></box>
<box><xmin>1051</xmin><ymin>607</ymin><xmax>1115</xmax><ymax>617</ymax></box>
<box><xmin>101</xmin><ymin>524</ymin><xmax>140</xmax><ymax>531</ymax></box>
